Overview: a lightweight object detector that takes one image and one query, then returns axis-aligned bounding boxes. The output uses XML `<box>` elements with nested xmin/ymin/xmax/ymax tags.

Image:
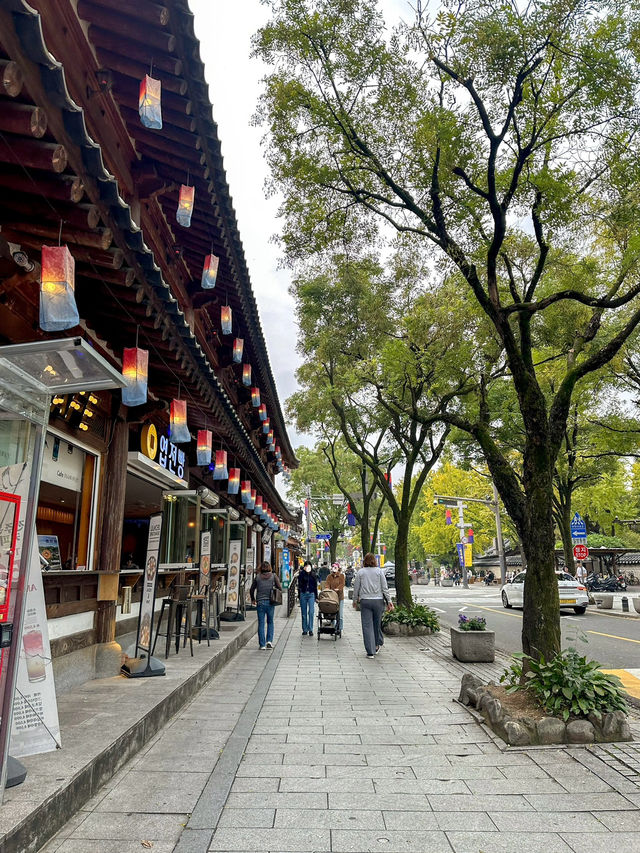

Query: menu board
<box><xmin>225</xmin><ymin>539</ymin><xmax>241</xmax><ymax>610</ymax></box>
<box><xmin>135</xmin><ymin>514</ymin><xmax>162</xmax><ymax>655</ymax></box>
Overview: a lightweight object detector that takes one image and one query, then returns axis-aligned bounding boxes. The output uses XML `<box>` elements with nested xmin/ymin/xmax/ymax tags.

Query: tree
<box><xmin>256</xmin><ymin>0</ymin><xmax>640</xmax><ymax>660</ymax></box>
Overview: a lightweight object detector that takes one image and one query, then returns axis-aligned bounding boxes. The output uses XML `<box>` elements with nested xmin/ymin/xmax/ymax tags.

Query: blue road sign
<box><xmin>570</xmin><ymin>512</ymin><xmax>587</xmax><ymax>538</ymax></box>
<box><xmin>315</xmin><ymin>533</ymin><xmax>332</xmax><ymax>541</ymax></box>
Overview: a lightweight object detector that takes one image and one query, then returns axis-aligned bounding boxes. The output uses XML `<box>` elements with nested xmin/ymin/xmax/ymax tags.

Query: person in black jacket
<box><xmin>298</xmin><ymin>561</ymin><xmax>318</xmax><ymax>636</ymax></box>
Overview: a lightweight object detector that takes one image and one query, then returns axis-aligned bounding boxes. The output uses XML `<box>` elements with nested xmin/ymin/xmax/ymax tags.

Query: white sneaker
<box><xmin>366</xmin><ymin>654</ymin><xmax>375</xmax><ymax>659</ymax></box>
<box><xmin>266</xmin><ymin>642</ymin><xmax>273</xmax><ymax>649</ymax></box>
<box><xmin>259</xmin><ymin>646</ymin><xmax>266</xmax><ymax>650</ymax></box>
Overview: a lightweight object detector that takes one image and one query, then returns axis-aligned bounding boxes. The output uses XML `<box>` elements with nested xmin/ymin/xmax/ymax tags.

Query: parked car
<box><xmin>501</xmin><ymin>570</ymin><xmax>589</xmax><ymax>615</ymax></box>
<box><xmin>384</xmin><ymin>561</ymin><xmax>396</xmax><ymax>586</ymax></box>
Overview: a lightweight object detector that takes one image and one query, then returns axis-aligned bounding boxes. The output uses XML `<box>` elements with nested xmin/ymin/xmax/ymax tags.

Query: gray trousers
<box><xmin>359</xmin><ymin>598</ymin><xmax>385</xmax><ymax>655</ymax></box>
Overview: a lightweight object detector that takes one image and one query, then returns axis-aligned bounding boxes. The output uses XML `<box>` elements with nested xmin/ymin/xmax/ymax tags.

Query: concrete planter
<box><xmin>417</xmin><ymin>577</ymin><xmax>430</xmax><ymax>585</ymax></box>
<box><xmin>595</xmin><ymin>594</ymin><xmax>613</xmax><ymax>609</ymax></box>
<box><xmin>450</xmin><ymin>626</ymin><xmax>495</xmax><ymax>662</ymax></box>
<box><xmin>633</xmin><ymin>597</ymin><xmax>640</xmax><ymax>614</ymax></box>
<box><xmin>441</xmin><ymin>578</ymin><xmax>454</xmax><ymax>587</ymax></box>
<box><xmin>383</xmin><ymin>621</ymin><xmax>431</xmax><ymax>636</ymax></box>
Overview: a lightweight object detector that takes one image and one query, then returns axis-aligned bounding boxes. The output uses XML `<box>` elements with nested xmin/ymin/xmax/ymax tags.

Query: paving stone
<box><xmin>560</xmin><ymin>833</ymin><xmax>640</xmax><ymax>853</ymax></box>
<box><xmin>226</xmin><ymin>792</ymin><xmax>328</xmax><ymax>810</ymax></box>
<box><xmin>95</xmin><ymin>770</ymin><xmax>211</xmax><ymax>813</ymax></box>
<box><xmin>490</xmin><ymin>811</ymin><xmax>610</xmax><ymax>832</ymax></box>
<box><xmin>65</xmin><ymin>812</ymin><xmax>189</xmax><ymax>842</ymax></box>
<box><xmin>526</xmin><ymin>792</ymin><xmax>637</xmax><ymax>811</ymax></box>
<box><xmin>328</xmin><ymin>792</ymin><xmax>432</xmax><ymax>811</ymax></box>
<box><xmin>331</xmin><ymin>829</ymin><xmax>453</xmax><ymax>852</ymax></box>
<box><xmin>217</xmin><ymin>809</ymin><xmax>275</xmax><ymax>828</ymax></box>
<box><xmin>274</xmin><ymin>808</ymin><xmax>384</xmax><ymax>829</ymax></box>
<box><xmin>208</xmin><ymin>827</ymin><xmax>329</xmax><ymax>851</ymax></box>
<box><xmin>278</xmin><ymin>777</ymin><xmax>376</xmax><ymax>793</ymax></box>
<box><xmin>52</xmin><ymin>843</ymin><xmax>177</xmax><ymax>853</ymax></box>
<box><xmin>230</xmin><ymin>777</ymin><xmax>280</xmax><ymax>793</ymax></box>
<box><xmin>428</xmin><ymin>794</ymin><xmax>534</xmax><ymax>811</ymax></box>
<box><xmin>235</xmin><ymin>762</ymin><xmax>326</xmax><ymax>778</ymax></box>
<box><xmin>447</xmin><ymin>831</ymin><xmax>574</xmax><ymax>852</ymax></box>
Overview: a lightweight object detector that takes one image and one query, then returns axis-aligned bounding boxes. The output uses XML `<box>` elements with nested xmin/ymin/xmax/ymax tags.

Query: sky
<box><xmin>190</xmin><ymin>1</ymin><xmax>412</xmax><ymax>452</ymax></box>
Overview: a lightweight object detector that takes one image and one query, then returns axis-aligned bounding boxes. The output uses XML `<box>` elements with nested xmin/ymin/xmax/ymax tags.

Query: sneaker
<box><xmin>308</xmin><ymin>631</ymin><xmax>313</xmax><ymax>636</ymax></box>
<box><xmin>259</xmin><ymin>646</ymin><xmax>266</xmax><ymax>650</ymax></box>
<box><xmin>366</xmin><ymin>654</ymin><xmax>375</xmax><ymax>659</ymax></box>
<box><xmin>302</xmin><ymin>632</ymin><xmax>307</xmax><ymax>636</ymax></box>
<box><xmin>266</xmin><ymin>642</ymin><xmax>273</xmax><ymax>649</ymax></box>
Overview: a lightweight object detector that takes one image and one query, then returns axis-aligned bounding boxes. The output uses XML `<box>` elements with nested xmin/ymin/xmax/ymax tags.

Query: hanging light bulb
<box><xmin>242</xmin><ymin>364</ymin><xmax>252</xmax><ymax>387</ymax></box>
<box><xmin>196</xmin><ymin>429</ymin><xmax>212</xmax><ymax>466</ymax></box>
<box><xmin>232</xmin><ymin>338</ymin><xmax>244</xmax><ymax>363</ymax></box>
<box><xmin>228</xmin><ymin>468</ymin><xmax>240</xmax><ymax>495</ymax></box>
<box><xmin>40</xmin><ymin>245</ymin><xmax>79</xmax><ymax>332</ymax></box>
<box><xmin>170</xmin><ymin>399</ymin><xmax>190</xmax><ymax>443</ymax></box>
<box><xmin>221</xmin><ymin>305</ymin><xmax>232</xmax><ymax>335</ymax></box>
<box><xmin>177</xmin><ymin>184</ymin><xmax>195</xmax><ymax>227</ymax></box>
<box><xmin>251</xmin><ymin>387</ymin><xmax>260</xmax><ymax>407</ymax></box>
<box><xmin>121</xmin><ymin>347</ymin><xmax>149</xmax><ymax>407</ymax></box>
<box><xmin>139</xmin><ymin>74</ymin><xmax>162</xmax><ymax>129</ymax></box>
<box><xmin>201</xmin><ymin>253</ymin><xmax>219</xmax><ymax>289</ymax></box>
<box><xmin>213</xmin><ymin>449</ymin><xmax>228</xmax><ymax>480</ymax></box>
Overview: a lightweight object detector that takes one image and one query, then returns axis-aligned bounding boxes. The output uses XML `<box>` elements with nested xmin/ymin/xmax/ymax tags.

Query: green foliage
<box><xmin>587</xmin><ymin>533</ymin><xmax>627</xmax><ymax>549</ymax></box>
<box><xmin>458</xmin><ymin>614</ymin><xmax>487</xmax><ymax>631</ymax></box>
<box><xmin>500</xmin><ymin>652</ymin><xmax>628</xmax><ymax>722</ymax></box>
<box><xmin>382</xmin><ymin>603</ymin><xmax>440</xmax><ymax>632</ymax></box>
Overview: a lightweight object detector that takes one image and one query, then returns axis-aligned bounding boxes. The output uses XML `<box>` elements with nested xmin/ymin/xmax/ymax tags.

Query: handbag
<box><xmin>270</xmin><ymin>576</ymin><xmax>283</xmax><ymax>606</ymax></box>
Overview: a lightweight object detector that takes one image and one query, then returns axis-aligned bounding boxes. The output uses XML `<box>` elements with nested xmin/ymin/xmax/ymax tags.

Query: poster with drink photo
<box><xmin>136</xmin><ymin>513</ymin><xmax>162</xmax><ymax>655</ymax></box>
<box><xmin>199</xmin><ymin>530</ymin><xmax>211</xmax><ymax>592</ymax></box>
<box><xmin>244</xmin><ymin>545</ymin><xmax>255</xmax><ymax>607</ymax></box>
<box><xmin>225</xmin><ymin>539</ymin><xmax>242</xmax><ymax>611</ymax></box>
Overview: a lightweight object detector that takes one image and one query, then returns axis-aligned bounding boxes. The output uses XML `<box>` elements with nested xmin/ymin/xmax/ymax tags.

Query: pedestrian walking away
<box><xmin>298</xmin><ymin>560</ymin><xmax>318</xmax><ymax>636</ymax></box>
<box><xmin>325</xmin><ymin>562</ymin><xmax>345</xmax><ymax>632</ymax></box>
<box><xmin>352</xmin><ymin>552</ymin><xmax>393</xmax><ymax>658</ymax></box>
<box><xmin>250</xmin><ymin>561</ymin><xmax>281</xmax><ymax>649</ymax></box>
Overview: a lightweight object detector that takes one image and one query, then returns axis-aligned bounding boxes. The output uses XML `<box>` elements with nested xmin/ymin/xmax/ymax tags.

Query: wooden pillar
<box><xmin>96</xmin><ymin>407</ymin><xmax>128</xmax><ymax>643</ymax></box>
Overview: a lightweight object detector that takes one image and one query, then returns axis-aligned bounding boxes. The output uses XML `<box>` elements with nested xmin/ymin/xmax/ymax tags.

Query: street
<box><xmin>410</xmin><ymin>584</ymin><xmax>640</xmax><ymax>670</ymax></box>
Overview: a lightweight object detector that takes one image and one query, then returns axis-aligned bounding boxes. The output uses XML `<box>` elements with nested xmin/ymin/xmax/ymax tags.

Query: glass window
<box><xmin>36</xmin><ymin>431</ymin><xmax>98</xmax><ymax>570</ymax></box>
<box><xmin>513</xmin><ymin>572</ymin><xmax>525</xmax><ymax>583</ymax></box>
<box><xmin>160</xmin><ymin>492</ymin><xmax>199</xmax><ymax>566</ymax></box>
<box><xmin>201</xmin><ymin>512</ymin><xmax>227</xmax><ymax>565</ymax></box>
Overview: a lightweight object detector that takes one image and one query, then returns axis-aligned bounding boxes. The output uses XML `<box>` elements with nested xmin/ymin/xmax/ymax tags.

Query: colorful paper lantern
<box><xmin>242</xmin><ymin>364</ymin><xmax>252</xmax><ymax>387</ymax></box>
<box><xmin>177</xmin><ymin>184</ymin><xmax>195</xmax><ymax>227</ymax></box>
<box><xmin>258</xmin><ymin>403</ymin><xmax>267</xmax><ymax>422</ymax></box>
<box><xmin>228</xmin><ymin>467</ymin><xmax>240</xmax><ymax>495</ymax></box>
<box><xmin>221</xmin><ymin>305</ymin><xmax>232</xmax><ymax>335</ymax></box>
<box><xmin>139</xmin><ymin>74</ymin><xmax>162</xmax><ymax>129</ymax></box>
<box><xmin>196</xmin><ymin>429</ymin><xmax>212</xmax><ymax>466</ymax></box>
<box><xmin>267</xmin><ymin>429</ymin><xmax>274</xmax><ymax>445</ymax></box>
<box><xmin>212</xmin><ymin>449</ymin><xmax>228</xmax><ymax>480</ymax></box>
<box><xmin>262</xmin><ymin>418</ymin><xmax>270</xmax><ymax>435</ymax></box>
<box><xmin>121</xmin><ymin>346</ymin><xmax>149</xmax><ymax>407</ymax></box>
<box><xmin>232</xmin><ymin>338</ymin><xmax>244</xmax><ymax>363</ymax></box>
<box><xmin>445</xmin><ymin>508</ymin><xmax>452</xmax><ymax>526</ymax></box>
<box><xmin>40</xmin><ymin>245</ymin><xmax>79</xmax><ymax>332</ymax></box>
<box><xmin>241</xmin><ymin>480</ymin><xmax>251</xmax><ymax>504</ymax></box>
<box><xmin>201</xmin><ymin>253</ymin><xmax>219</xmax><ymax>289</ymax></box>
<box><xmin>248</xmin><ymin>489</ymin><xmax>256</xmax><ymax>510</ymax></box>
<box><xmin>255</xmin><ymin>496</ymin><xmax>263</xmax><ymax>516</ymax></box>
<box><xmin>170</xmin><ymin>399</ymin><xmax>190</xmax><ymax>443</ymax></box>
<box><xmin>251</xmin><ymin>387</ymin><xmax>260</xmax><ymax>407</ymax></box>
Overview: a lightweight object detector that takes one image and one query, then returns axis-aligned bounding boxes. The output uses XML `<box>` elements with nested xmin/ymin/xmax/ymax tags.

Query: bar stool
<box><xmin>152</xmin><ymin>584</ymin><xmax>194</xmax><ymax>659</ymax></box>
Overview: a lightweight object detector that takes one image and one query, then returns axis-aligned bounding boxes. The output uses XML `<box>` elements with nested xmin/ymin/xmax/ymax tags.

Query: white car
<box><xmin>501</xmin><ymin>571</ymin><xmax>589</xmax><ymax>615</ymax></box>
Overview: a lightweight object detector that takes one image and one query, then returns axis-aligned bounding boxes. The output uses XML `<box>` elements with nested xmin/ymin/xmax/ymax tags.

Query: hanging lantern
<box><xmin>139</xmin><ymin>74</ymin><xmax>162</xmax><ymax>129</ymax></box>
<box><xmin>40</xmin><ymin>245</ymin><xmax>79</xmax><ymax>332</ymax></box>
<box><xmin>275</xmin><ymin>445</ymin><xmax>281</xmax><ymax>458</ymax></box>
<box><xmin>262</xmin><ymin>418</ymin><xmax>270</xmax><ymax>435</ymax></box>
<box><xmin>248</xmin><ymin>489</ymin><xmax>256</xmax><ymax>510</ymax></box>
<box><xmin>242</xmin><ymin>364</ymin><xmax>252</xmax><ymax>387</ymax></box>
<box><xmin>196</xmin><ymin>429</ymin><xmax>212</xmax><ymax>466</ymax></box>
<box><xmin>177</xmin><ymin>184</ymin><xmax>195</xmax><ymax>227</ymax></box>
<box><xmin>213</xmin><ymin>449</ymin><xmax>228</xmax><ymax>480</ymax></box>
<box><xmin>267</xmin><ymin>429</ymin><xmax>274</xmax><ymax>445</ymax></box>
<box><xmin>258</xmin><ymin>403</ymin><xmax>267</xmax><ymax>422</ymax></box>
<box><xmin>228</xmin><ymin>468</ymin><xmax>240</xmax><ymax>495</ymax></box>
<box><xmin>232</xmin><ymin>338</ymin><xmax>244</xmax><ymax>363</ymax></box>
<box><xmin>201</xmin><ymin>253</ymin><xmax>219</xmax><ymax>289</ymax></box>
<box><xmin>255</xmin><ymin>496</ymin><xmax>263</xmax><ymax>516</ymax></box>
<box><xmin>445</xmin><ymin>508</ymin><xmax>452</xmax><ymax>526</ymax></box>
<box><xmin>241</xmin><ymin>480</ymin><xmax>251</xmax><ymax>504</ymax></box>
<box><xmin>170</xmin><ymin>399</ymin><xmax>190</xmax><ymax>443</ymax></box>
<box><xmin>251</xmin><ymin>387</ymin><xmax>260</xmax><ymax>407</ymax></box>
<box><xmin>121</xmin><ymin>346</ymin><xmax>149</xmax><ymax>407</ymax></box>
<box><xmin>221</xmin><ymin>305</ymin><xmax>232</xmax><ymax>335</ymax></box>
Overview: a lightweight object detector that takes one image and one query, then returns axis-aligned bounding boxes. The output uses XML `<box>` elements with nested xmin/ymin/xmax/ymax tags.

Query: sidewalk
<box><xmin>39</xmin><ymin>605</ymin><xmax>640</xmax><ymax>853</ymax></box>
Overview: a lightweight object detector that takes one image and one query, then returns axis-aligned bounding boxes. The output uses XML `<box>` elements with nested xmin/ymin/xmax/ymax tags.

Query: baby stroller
<box><xmin>317</xmin><ymin>589</ymin><xmax>341</xmax><ymax>640</ymax></box>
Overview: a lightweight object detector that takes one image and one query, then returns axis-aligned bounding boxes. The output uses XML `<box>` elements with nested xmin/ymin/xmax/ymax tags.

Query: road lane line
<box><xmin>587</xmin><ymin>630</ymin><xmax>640</xmax><ymax>645</ymax></box>
<box><xmin>460</xmin><ymin>604</ymin><xmax>523</xmax><ymax>620</ymax></box>
<box><xmin>601</xmin><ymin>669</ymin><xmax>640</xmax><ymax>700</ymax></box>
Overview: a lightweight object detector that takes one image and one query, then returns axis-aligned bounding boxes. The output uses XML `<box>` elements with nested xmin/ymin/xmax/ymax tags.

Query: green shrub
<box><xmin>500</xmin><ymin>650</ymin><xmax>627</xmax><ymax>722</ymax></box>
<box><xmin>382</xmin><ymin>603</ymin><xmax>440</xmax><ymax>632</ymax></box>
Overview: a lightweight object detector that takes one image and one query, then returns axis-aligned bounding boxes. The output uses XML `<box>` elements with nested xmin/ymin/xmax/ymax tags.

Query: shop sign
<box><xmin>199</xmin><ymin>530</ymin><xmax>211</xmax><ymax>591</ymax></box>
<box><xmin>140</xmin><ymin>425</ymin><xmax>186</xmax><ymax>481</ymax></box>
<box><xmin>281</xmin><ymin>548</ymin><xmax>290</xmax><ymax>590</ymax></box>
<box><xmin>226</xmin><ymin>539</ymin><xmax>241</xmax><ymax>611</ymax></box>
<box><xmin>135</xmin><ymin>513</ymin><xmax>162</xmax><ymax>655</ymax></box>
<box><xmin>264</xmin><ymin>541</ymin><xmax>272</xmax><ymax>563</ymax></box>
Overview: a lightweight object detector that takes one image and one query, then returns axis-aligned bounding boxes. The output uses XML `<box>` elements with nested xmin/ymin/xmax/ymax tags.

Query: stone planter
<box><xmin>468</xmin><ymin>576</ymin><xmax>475</xmax><ymax>584</ymax></box>
<box><xmin>383</xmin><ymin>621</ymin><xmax>431</xmax><ymax>637</ymax></box>
<box><xmin>633</xmin><ymin>597</ymin><xmax>640</xmax><ymax>614</ymax></box>
<box><xmin>417</xmin><ymin>577</ymin><xmax>430</xmax><ymax>585</ymax></box>
<box><xmin>441</xmin><ymin>578</ymin><xmax>453</xmax><ymax>587</ymax></box>
<box><xmin>450</xmin><ymin>626</ymin><xmax>495</xmax><ymax>662</ymax></box>
<box><xmin>595</xmin><ymin>594</ymin><xmax>613</xmax><ymax>609</ymax></box>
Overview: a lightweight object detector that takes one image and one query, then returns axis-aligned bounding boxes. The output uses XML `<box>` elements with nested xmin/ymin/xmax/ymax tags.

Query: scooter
<box><xmin>586</xmin><ymin>573</ymin><xmax>626</xmax><ymax>592</ymax></box>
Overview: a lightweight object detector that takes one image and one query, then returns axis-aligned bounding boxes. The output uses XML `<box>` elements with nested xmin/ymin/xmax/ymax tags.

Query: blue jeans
<box><xmin>256</xmin><ymin>600</ymin><xmax>275</xmax><ymax>646</ymax></box>
<box><xmin>300</xmin><ymin>592</ymin><xmax>315</xmax><ymax>632</ymax></box>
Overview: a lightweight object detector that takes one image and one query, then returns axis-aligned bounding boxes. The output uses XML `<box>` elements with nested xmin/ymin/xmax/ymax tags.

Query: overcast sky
<box><xmin>190</xmin><ymin>1</ymin><xmax>412</xmax><ymax>451</ymax></box>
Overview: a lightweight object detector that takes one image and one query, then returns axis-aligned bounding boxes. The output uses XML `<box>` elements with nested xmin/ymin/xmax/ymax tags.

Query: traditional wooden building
<box><xmin>0</xmin><ymin>0</ymin><xmax>299</xmax><ymax>689</ymax></box>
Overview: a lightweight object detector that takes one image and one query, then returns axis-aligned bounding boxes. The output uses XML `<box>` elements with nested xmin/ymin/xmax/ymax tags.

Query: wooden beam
<box><xmin>0</xmin><ymin>102</ymin><xmax>47</xmax><ymax>138</ymax></box>
<box><xmin>2</xmin><ymin>223</ymin><xmax>113</xmax><ymax>251</ymax></box>
<box><xmin>1</xmin><ymin>137</ymin><xmax>67</xmax><ymax>172</ymax></box>
<box><xmin>1</xmin><ymin>59</ymin><xmax>23</xmax><ymax>97</ymax></box>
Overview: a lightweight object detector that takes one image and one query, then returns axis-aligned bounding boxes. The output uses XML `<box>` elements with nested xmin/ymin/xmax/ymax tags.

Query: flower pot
<box><xmin>384</xmin><ymin>622</ymin><xmax>431</xmax><ymax>636</ymax></box>
<box><xmin>595</xmin><ymin>594</ymin><xmax>613</xmax><ymax>609</ymax></box>
<box><xmin>441</xmin><ymin>578</ymin><xmax>453</xmax><ymax>587</ymax></box>
<box><xmin>450</xmin><ymin>626</ymin><xmax>495</xmax><ymax>662</ymax></box>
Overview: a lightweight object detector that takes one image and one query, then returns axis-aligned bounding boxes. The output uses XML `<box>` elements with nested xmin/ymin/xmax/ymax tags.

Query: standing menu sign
<box><xmin>245</xmin><ymin>545</ymin><xmax>255</xmax><ymax>608</ymax></box>
<box><xmin>199</xmin><ymin>531</ymin><xmax>211</xmax><ymax>592</ymax></box>
<box><xmin>225</xmin><ymin>539</ymin><xmax>241</xmax><ymax>611</ymax></box>
<box><xmin>122</xmin><ymin>514</ymin><xmax>165</xmax><ymax>677</ymax></box>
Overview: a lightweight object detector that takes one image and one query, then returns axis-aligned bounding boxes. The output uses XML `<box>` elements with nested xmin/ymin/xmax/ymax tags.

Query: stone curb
<box><xmin>1</xmin><ymin>619</ymin><xmax>257</xmax><ymax>853</ymax></box>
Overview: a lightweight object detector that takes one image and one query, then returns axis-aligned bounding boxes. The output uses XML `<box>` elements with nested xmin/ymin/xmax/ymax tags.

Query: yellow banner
<box><xmin>464</xmin><ymin>543</ymin><xmax>473</xmax><ymax>567</ymax></box>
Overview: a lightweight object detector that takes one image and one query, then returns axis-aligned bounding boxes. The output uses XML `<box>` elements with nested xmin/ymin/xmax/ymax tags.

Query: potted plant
<box><xmin>382</xmin><ymin>603</ymin><xmax>440</xmax><ymax>636</ymax></box>
<box><xmin>450</xmin><ymin>613</ymin><xmax>495</xmax><ymax>662</ymax></box>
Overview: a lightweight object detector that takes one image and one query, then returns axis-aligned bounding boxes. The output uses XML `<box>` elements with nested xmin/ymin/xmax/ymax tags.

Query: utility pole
<box><xmin>492</xmin><ymin>482</ymin><xmax>507</xmax><ymax>586</ymax></box>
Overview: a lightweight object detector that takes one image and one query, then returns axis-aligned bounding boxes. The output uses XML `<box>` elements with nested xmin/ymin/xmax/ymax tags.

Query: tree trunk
<box><xmin>360</xmin><ymin>520</ymin><xmax>371</xmax><ymax>556</ymax></box>
<box><xmin>558</xmin><ymin>503</ymin><xmax>575</xmax><ymax>575</ymax></box>
<box><xmin>394</xmin><ymin>515</ymin><xmax>412</xmax><ymax>608</ymax></box>
<box><xmin>330</xmin><ymin>530</ymin><xmax>339</xmax><ymax>565</ymax></box>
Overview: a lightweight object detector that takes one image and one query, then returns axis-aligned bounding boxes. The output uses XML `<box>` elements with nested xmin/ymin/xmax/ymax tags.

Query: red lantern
<box><xmin>40</xmin><ymin>245</ymin><xmax>79</xmax><ymax>331</ymax></box>
<box><xmin>241</xmin><ymin>480</ymin><xmax>251</xmax><ymax>504</ymax></box>
<box><xmin>228</xmin><ymin>468</ymin><xmax>240</xmax><ymax>494</ymax></box>
<box><xmin>258</xmin><ymin>403</ymin><xmax>267</xmax><ymax>422</ymax></box>
<box><xmin>122</xmin><ymin>347</ymin><xmax>149</xmax><ymax>407</ymax></box>
<box><xmin>248</xmin><ymin>488</ymin><xmax>256</xmax><ymax>510</ymax></box>
<box><xmin>242</xmin><ymin>364</ymin><xmax>252</xmax><ymax>387</ymax></box>
<box><xmin>139</xmin><ymin>74</ymin><xmax>162</xmax><ymax>129</ymax></box>
<box><xmin>251</xmin><ymin>387</ymin><xmax>260</xmax><ymax>407</ymax></box>
<box><xmin>196</xmin><ymin>429</ymin><xmax>212</xmax><ymax>466</ymax></box>
<box><xmin>170</xmin><ymin>399</ymin><xmax>190</xmax><ymax>443</ymax></box>
<box><xmin>201</xmin><ymin>253</ymin><xmax>219</xmax><ymax>289</ymax></box>
<box><xmin>262</xmin><ymin>417</ymin><xmax>270</xmax><ymax>435</ymax></box>
<box><xmin>233</xmin><ymin>338</ymin><xmax>244</xmax><ymax>363</ymax></box>
<box><xmin>213</xmin><ymin>449</ymin><xmax>228</xmax><ymax>480</ymax></box>
<box><xmin>177</xmin><ymin>184</ymin><xmax>195</xmax><ymax>227</ymax></box>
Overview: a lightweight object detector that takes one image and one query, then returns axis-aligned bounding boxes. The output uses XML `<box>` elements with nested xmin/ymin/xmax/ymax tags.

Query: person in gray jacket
<box><xmin>352</xmin><ymin>552</ymin><xmax>393</xmax><ymax>658</ymax></box>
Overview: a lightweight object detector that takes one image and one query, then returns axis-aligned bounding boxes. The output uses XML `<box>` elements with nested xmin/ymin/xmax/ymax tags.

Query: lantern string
<box><xmin>150</xmin><ymin>58</ymin><xmax>154</xmax><ymax>77</ymax></box>
<box><xmin>58</xmin><ymin>219</ymin><xmax>63</xmax><ymax>246</ymax></box>
<box><xmin>135</xmin><ymin>324</ymin><xmax>139</xmax><ymax>348</ymax></box>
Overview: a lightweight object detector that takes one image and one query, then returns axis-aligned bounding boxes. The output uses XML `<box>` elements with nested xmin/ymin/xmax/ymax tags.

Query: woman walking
<box><xmin>352</xmin><ymin>553</ymin><xmax>393</xmax><ymax>658</ymax></box>
<box><xmin>298</xmin><ymin>561</ymin><xmax>318</xmax><ymax>636</ymax></box>
<box><xmin>250</xmin><ymin>561</ymin><xmax>282</xmax><ymax>650</ymax></box>
<box><xmin>325</xmin><ymin>563</ymin><xmax>345</xmax><ymax>633</ymax></box>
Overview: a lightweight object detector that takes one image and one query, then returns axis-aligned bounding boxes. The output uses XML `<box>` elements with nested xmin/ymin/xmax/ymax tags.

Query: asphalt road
<box><xmin>408</xmin><ymin>583</ymin><xmax>640</xmax><ymax>670</ymax></box>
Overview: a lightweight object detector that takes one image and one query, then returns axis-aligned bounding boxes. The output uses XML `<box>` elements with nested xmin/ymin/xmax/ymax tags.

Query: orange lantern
<box><xmin>196</xmin><ymin>429</ymin><xmax>212</xmax><ymax>466</ymax></box>
<box><xmin>170</xmin><ymin>399</ymin><xmax>190</xmax><ymax>443</ymax></box>
<box><xmin>251</xmin><ymin>387</ymin><xmax>260</xmax><ymax>407</ymax></box>
<box><xmin>139</xmin><ymin>74</ymin><xmax>162</xmax><ymax>129</ymax></box>
<box><xmin>233</xmin><ymin>338</ymin><xmax>243</xmax><ymax>363</ymax></box>
<box><xmin>221</xmin><ymin>305</ymin><xmax>232</xmax><ymax>335</ymax></box>
<box><xmin>121</xmin><ymin>347</ymin><xmax>149</xmax><ymax>407</ymax></box>
<box><xmin>40</xmin><ymin>245</ymin><xmax>79</xmax><ymax>331</ymax></box>
<box><xmin>177</xmin><ymin>184</ymin><xmax>195</xmax><ymax>227</ymax></box>
<box><xmin>242</xmin><ymin>364</ymin><xmax>252</xmax><ymax>387</ymax></box>
<box><xmin>201</xmin><ymin>254</ymin><xmax>219</xmax><ymax>289</ymax></box>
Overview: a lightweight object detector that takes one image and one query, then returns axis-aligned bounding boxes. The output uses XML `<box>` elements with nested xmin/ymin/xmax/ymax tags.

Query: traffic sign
<box><xmin>570</xmin><ymin>512</ymin><xmax>587</xmax><ymax>538</ymax></box>
<box><xmin>315</xmin><ymin>533</ymin><xmax>332</xmax><ymax>541</ymax></box>
<box><xmin>573</xmin><ymin>544</ymin><xmax>589</xmax><ymax>560</ymax></box>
